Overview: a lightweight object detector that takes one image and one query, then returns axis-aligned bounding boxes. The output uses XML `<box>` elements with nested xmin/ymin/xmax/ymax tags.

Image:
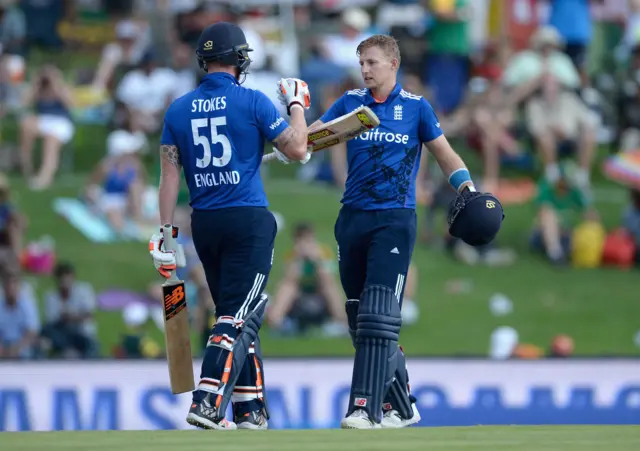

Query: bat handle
<box><xmin>162</xmin><ymin>224</ymin><xmax>176</xmax><ymax>252</ymax></box>
<box><xmin>162</xmin><ymin>224</ymin><xmax>181</xmax><ymax>283</ymax></box>
<box><xmin>262</xmin><ymin>152</ymin><xmax>278</xmax><ymax>163</ymax></box>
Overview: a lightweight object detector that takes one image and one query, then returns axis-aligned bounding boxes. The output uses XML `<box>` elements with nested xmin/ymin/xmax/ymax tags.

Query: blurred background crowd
<box><xmin>1</xmin><ymin>0</ymin><xmax>640</xmax><ymax>362</ymax></box>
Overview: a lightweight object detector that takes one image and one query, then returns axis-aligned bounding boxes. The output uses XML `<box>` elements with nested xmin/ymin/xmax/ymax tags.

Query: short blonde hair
<box><xmin>356</xmin><ymin>35</ymin><xmax>401</xmax><ymax>64</ymax></box>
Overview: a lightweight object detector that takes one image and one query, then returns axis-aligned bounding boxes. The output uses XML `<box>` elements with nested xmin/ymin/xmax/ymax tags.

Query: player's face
<box><xmin>359</xmin><ymin>46</ymin><xmax>397</xmax><ymax>90</ymax></box>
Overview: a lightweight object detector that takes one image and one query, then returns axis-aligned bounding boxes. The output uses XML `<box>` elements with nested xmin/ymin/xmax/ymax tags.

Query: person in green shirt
<box><xmin>425</xmin><ymin>0</ymin><xmax>472</xmax><ymax>113</ymax></box>
<box><xmin>529</xmin><ymin>163</ymin><xmax>593</xmax><ymax>264</ymax></box>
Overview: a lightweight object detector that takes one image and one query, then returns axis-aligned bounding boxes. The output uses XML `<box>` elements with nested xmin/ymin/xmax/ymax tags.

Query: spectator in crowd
<box><xmin>115</xmin><ymin>50</ymin><xmax>178</xmax><ymax>133</ymax></box>
<box><xmin>0</xmin><ymin>273</ymin><xmax>39</xmax><ymax>359</ymax></box>
<box><xmin>546</xmin><ymin>0</ymin><xmax>594</xmax><ymax>74</ymax></box>
<box><xmin>0</xmin><ymin>0</ymin><xmax>26</xmax><ymax>56</ymax></box>
<box><xmin>620</xmin><ymin>0</ymin><xmax>640</xmax><ymax>61</ymax></box>
<box><xmin>171</xmin><ymin>41</ymin><xmax>197</xmax><ymax>100</ymax></box>
<box><xmin>85</xmin><ymin>109</ymin><xmax>146</xmax><ymax>233</ymax></box>
<box><xmin>19</xmin><ymin>64</ymin><xmax>75</xmax><ymax>190</ymax></box>
<box><xmin>376</xmin><ymin>0</ymin><xmax>428</xmax><ymax>77</ymax></box>
<box><xmin>92</xmin><ymin>18</ymin><xmax>151</xmax><ymax>92</ymax></box>
<box><xmin>445</xmin><ymin>76</ymin><xmax>521</xmax><ymax>192</ymax></box>
<box><xmin>114</xmin><ymin>302</ymin><xmax>162</xmax><ymax>359</ymax></box>
<box><xmin>616</xmin><ymin>44</ymin><xmax>640</xmax><ymax>152</ymax></box>
<box><xmin>299</xmin><ymin>41</ymin><xmax>348</xmax><ymax>119</ymax></box>
<box><xmin>529</xmin><ymin>162</ymin><xmax>592</xmax><ymax>265</ymax></box>
<box><xmin>41</xmin><ymin>262</ymin><xmax>98</xmax><ymax>359</ymax></box>
<box><xmin>20</xmin><ymin>0</ymin><xmax>65</xmax><ymax>52</ymax></box>
<box><xmin>548</xmin><ymin>334</ymin><xmax>575</xmax><ymax>358</ymax></box>
<box><xmin>267</xmin><ymin>222</ymin><xmax>347</xmax><ymax>336</ymax></box>
<box><xmin>243</xmin><ymin>54</ymin><xmax>287</xmax><ymax>118</ymax></box>
<box><xmin>0</xmin><ymin>174</ymin><xmax>24</xmax><ymax>281</ymax></box>
<box><xmin>503</xmin><ymin>26</ymin><xmax>596</xmax><ymax>189</ymax></box>
<box><xmin>425</xmin><ymin>0</ymin><xmax>472</xmax><ymax>114</ymax></box>
<box><xmin>321</xmin><ymin>7</ymin><xmax>372</xmax><ymax>78</ymax></box>
<box><xmin>622</xmin><ymin>188</ymin><xmax>640</xmax><ymax>259</ymax></box>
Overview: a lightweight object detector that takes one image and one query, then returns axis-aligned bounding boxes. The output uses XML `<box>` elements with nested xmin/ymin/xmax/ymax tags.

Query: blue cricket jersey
<box><xmin>161</xmin><ymin>72</ymin><xmax>289</xmax><ymax>210</ymax></box>
<box><xmin>320</xmin><ymin>83</ymin><xmax>442</xmax><ymax>210</ymax></box>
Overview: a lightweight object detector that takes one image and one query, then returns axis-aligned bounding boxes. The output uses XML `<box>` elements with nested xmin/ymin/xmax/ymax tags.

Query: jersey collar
<box><xmin>365</xmin><ymin>83</ymin><xmax>402</xmax><ymax>105</ymax></box>
<box><xmin>201</xmin><ymin>72</ymin><xmax>240</xmax><ymax>87</ymax></box>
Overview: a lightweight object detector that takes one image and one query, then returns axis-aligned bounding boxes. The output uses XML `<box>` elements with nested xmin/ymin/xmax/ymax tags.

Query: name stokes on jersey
<box><xmin>191</xmin><ymin>96</ymin><xmax>227</xmax><ymax>113</ymax></box>
<box><xmin>190</xmin><ymin>95</ymin><xmax>241</xmax><ymax>188</ymax></box>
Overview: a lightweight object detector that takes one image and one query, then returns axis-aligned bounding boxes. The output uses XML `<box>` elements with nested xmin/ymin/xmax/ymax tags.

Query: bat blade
<box><xmin>162</xmin><ymin>280</ymin><xmax>195</xmax><ymax>394</ymax></box>
<box><xmin>262</xmin><ymin>106</ymin><xmax>380</xmax><ymax>162</ymax></box>
<box><xmin>307</xmin><ymin>105</ymin><xmax>380</xmax><ymax>152</ymax></box>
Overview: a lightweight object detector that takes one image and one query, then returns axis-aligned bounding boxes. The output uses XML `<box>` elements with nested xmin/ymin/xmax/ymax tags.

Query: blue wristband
<box><xmin>448</xmin><ymin>168</ymin><xmax>474</xmax><ymax>193</ymax></box>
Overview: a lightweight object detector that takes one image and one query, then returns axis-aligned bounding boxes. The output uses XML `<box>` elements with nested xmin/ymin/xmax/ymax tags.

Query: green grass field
<box><xmin>4</xmin><ymin>427</ymin><xmax>640</xmax><ymax>451</ymax></box>
<box><xmin>12</xmin><ymin>169</ymin><xmax>640</xmax><ymax>358</ymax></box>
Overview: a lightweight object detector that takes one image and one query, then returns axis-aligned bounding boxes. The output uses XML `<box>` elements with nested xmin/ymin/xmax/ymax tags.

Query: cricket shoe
<box><xmin>186</xmin><ymin>395</ymin><xmax>237</xmax><ymax>430</ymax></box>
<box><xmin>381</xmin><ymin>403</ymin><xmax>421</xmax><ymax>428</ymax></box>
<box><xmin>235</xmin><ymin>410</ymin><xmax>268</xmax><ymax>430</ymax></box>
<box><xmin>340</xmin><ymin>409</ymin><xmax>382</xmax><ymax>429</ymax></box>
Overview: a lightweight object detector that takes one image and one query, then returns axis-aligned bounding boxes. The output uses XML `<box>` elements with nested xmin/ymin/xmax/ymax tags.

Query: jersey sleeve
<box><xmin>254</xmin><ymin>90</ymin><xmax>289</xmax><ymax>142</ymax></box>
<box><xmin>419</xmin><ymin>98</ymin><xmax>444</xmax><ymax>143</ymax></box>
<box><xmin>160</xmin><ymin>109</ymin><xmax>178</xmax><ymax>147</ymax></box>
<box><xmin>320</xmin><ymin>95</ymin><xmax>347</xmax><ymax>124</ymax></box>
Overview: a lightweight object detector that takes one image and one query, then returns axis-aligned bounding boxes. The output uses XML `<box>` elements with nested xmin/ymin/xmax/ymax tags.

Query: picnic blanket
<box><xmin>53</xmin><ymin>197</ymin><xmax>155</xmax><ymax>243</ymax></box>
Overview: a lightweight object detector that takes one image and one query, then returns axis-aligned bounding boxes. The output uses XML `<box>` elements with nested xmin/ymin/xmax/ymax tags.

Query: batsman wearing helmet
<box><xmin>149</xmin><ymin>22</ymin><xmax>312</xmax><ymax>430</ymax></box>
<box><xmin>306</xmin><ymin>35</ymin><xmax>504</xmax><ymax>429</ymax></box>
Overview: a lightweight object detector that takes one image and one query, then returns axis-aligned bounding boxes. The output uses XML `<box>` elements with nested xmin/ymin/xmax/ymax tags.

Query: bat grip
<box><xmin>162</xmin><ymin>224</ymin><xmax>177</xmax><ymax>251</ymax></box>
<box><xmin>262</xmin><ymin>152</ymin><xmax>278</xmax><ymax>163</ymax></box>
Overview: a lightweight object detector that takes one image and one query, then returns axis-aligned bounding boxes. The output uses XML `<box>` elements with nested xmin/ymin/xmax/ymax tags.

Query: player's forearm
<box><xmin>276</xmin><ymin>107</ymin><xmax>308</xmax><ymax>160</ymax></box>
<box><xmin>426</xmin><ymin>136</ymin><xmax>475</xmax><ymax>193</ymax></box>
<box><xmin>159</xmin><ymin>145</ymin><xmax>182</xmax><ymax>225</ymax></box>
<box><xmin>159</xmin><ymin>176</ymin><xmax>180</xmax><ymax>225</ymax></box>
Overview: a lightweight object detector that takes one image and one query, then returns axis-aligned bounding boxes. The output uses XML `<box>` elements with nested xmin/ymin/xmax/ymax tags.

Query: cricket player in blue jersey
<box><xmin>149</xmin><ymin>22</ymin><xmax>312</xmax><ymax>430</ymax></box>
<box><xmin>306</xmin><ymin>35</ymin><xmax>504</xmax><ymax>429</ymax></box>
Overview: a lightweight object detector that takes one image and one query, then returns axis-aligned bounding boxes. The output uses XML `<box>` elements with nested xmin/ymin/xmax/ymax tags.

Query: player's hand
<box><xmin>149</xmin><ymin>232</ymin><xmax>177</xmax><ymax>278</ymax></box>
<box><xmin>277</xmin><ymin>78</ymin><xmax>311</xmax><ymax>115</ymax></box>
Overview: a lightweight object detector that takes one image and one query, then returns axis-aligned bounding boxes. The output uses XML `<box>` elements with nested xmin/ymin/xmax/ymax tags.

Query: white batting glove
<box><xmin>149</xmin><ymin>232</ymin><xmax>177</xmax><ymax>279</ymax></box>
<box><xmin>276</xmin><ymin>78</ymin><xmax>311</xmax><ymax>115</ymax></box>
<box><xmin>273</xmin><ymin>146</ymin><xmax>312</xmax><ymax>165</ymax></box>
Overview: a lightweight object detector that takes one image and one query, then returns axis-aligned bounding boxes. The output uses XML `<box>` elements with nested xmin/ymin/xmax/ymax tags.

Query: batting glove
<box><xmin>273</xmin><ymin>145</ymin><xmax>312</xmax><ymax>165</ymax></box>
<box><xmin>149</xmin><ymin>226</ymin><xmax>179</xmax><ymax>278</ymax></box>
<box><xmin>276</xmin><ymin>78</ymin><xmax>311</xmax><ymax>115</ymax></box>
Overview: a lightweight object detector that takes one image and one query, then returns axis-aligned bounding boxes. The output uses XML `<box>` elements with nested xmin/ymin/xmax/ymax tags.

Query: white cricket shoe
<box><xmin>340</xmin><ymin>409</ymin><xmax>382</xmax><ymax>429</ymax></box>
<box><xmin>235</xmin><ymin>411</ymin><xmax>268</xmax><ymax>430</ymax></box>
<box><xmin>381</xmin><ymin>403</ymin><xmax>421</xmax><ymax>428</ymax></box>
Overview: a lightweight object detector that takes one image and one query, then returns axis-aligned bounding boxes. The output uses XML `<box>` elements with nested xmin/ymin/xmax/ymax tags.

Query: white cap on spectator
<box><xmin>342</xmin><ymin>7</ymin><xmax>371</xmax><ymax>33</ymax></box>
<box><xmin>531</xmin><ymin>26</ymin><xmax>564</xmax><ymax>49</ymax></box>
<box><xmin>107</xmin><ymin>130</ymin><xmax>145</xmax><ymax>157</ymax></box>
<box><xmin>123</xmin><ymin>303</ymin><xmax>149</xmax><ymax>328</ymax></box>
<box><xmin>116</xmin><ymin>19</ymin><xmax>139</xmax><ymax>40</ymax></box>
<box><xmin>489</xmin><ymin>326</ymin><xmax>519</xmax><ymax>360</ymax></box>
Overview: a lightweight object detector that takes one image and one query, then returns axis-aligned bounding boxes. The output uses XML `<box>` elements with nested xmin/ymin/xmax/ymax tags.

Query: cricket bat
<box><xmin>161</xmin><ymin>224</ymin><xmax>195</xmax><ymax>394</ymax></box>
<box><xmin>262</xmin><ymin>105</ymin><xmax>380</xmax><ymax>162</ymax></box>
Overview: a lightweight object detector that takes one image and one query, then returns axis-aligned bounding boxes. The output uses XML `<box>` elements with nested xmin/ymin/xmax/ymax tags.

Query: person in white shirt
<box><xmin>116</xmin><ymin>50</ymin><xmax>178</xmax><ymax>133</ymax></box>
<box><xmin>92</xmin><ymin>18</ymin><xmax>151</xmax><ymax>92</ymax></box>
<box><xmin>322</xmin><ymin>8</ymin><xmax>373</xmax><ymax>79</ymax></box>
<box><xmin>502</xmin><ymin>26</ymin><xmax>597</xmax><ymax>188</ymax></box>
